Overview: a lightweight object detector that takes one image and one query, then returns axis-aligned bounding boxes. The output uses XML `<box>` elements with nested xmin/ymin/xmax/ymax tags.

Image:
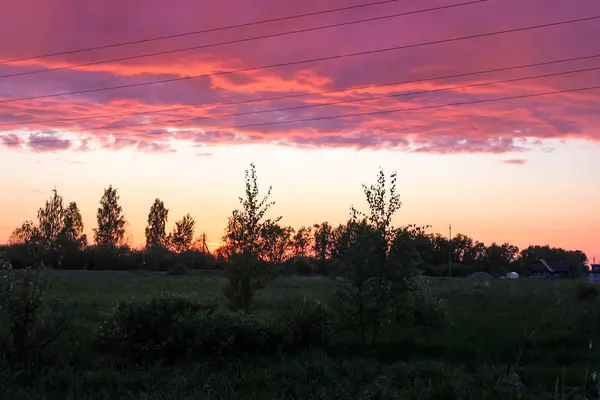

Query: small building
<box><xmin>589</xmin><ymin>264</ymin><xmax>600</xmax><ymax>283</ymax></box>
<box><xmin>529</xmin><ymin>259</ymin><xmax>571</xmax><ymax>279</ymax></box>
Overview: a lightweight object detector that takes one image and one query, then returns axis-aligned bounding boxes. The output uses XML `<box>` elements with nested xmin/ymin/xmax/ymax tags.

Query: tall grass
<box><xmin>1</xmin><ymin>271</ymin><xmax>599</xmax><ymax>398</ymax></box>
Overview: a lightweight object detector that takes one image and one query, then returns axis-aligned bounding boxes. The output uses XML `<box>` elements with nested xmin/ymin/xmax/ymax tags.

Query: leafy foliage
<box><xmin>333</xmin><ymin>168</ymin><xmax>422</xmax><ymax>344</ymax></box>
<box><xmin>313</xmin><ymin>222</ymin><xmax>333</xmax><ymax>260</ymax></box>
<box><xmin>93</xmin><ymin>185</ymin><xmax>126</xmax><ymax>247</ymax></box>
<box><xmin>259</xmin><ymin>224</ymin><xmax>293</xmax><ymax>264</ymax></box>
<box><xmin>37</xmin><ymin>189</ymin><xmax>65</xmax><ymax>245</ymax></box>
<box><xmin>291</xmin><ymin>226</ymin><xmax>312</xmax><ymax>258</ymax></box>
<box><xmin>8</xmin><ymin>220</ymin><xmax>38</xmax><ymax>245</ymax></box>
<box><xmin>144</xmin><ymin>198</ymin><xmax>169</xmax><ymax>248</ymax></box>
<box><xmin>168</xmin><ymin>213</ymin><xmax>196</xmax><ymax>253</ymax></box>
<box><xmin>98</xmin><ymin>296</ymin><xmax>283</xmax><ymax>364</ymax></box>
<box><xmin>0</xmin><ymin>246</ymin><xmax>71</xmax><ymax>364</ymax></box>
<box><xmin>61</xmin><ymin>202</ymin><xmax>87</xmax><ymax>246</ymax></box>
<box><xmin>222</xmin><ymin>162</ymin><xmax>282</xmax><ymax>310</ymax></box>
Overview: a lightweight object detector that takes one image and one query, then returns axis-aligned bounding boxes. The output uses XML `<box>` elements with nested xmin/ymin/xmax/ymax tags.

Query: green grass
<box><xmin>2</xmin><ymin>271</ymin><xmax>600</xmax><ymax>399</ymax></box>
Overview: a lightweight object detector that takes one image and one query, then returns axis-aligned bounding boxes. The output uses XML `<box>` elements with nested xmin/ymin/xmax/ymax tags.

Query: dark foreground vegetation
<box><xmin>1</xmin><ymin>271</ymin><xmax>600</xmax><ymax>399</ymax></box>
<box><xmin>1</xmin><ymin>163</ymin><xmax>596</xmax><ymax>398</ymax></box>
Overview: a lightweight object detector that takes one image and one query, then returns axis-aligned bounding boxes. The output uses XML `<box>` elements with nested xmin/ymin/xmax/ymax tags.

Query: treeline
<box><xmin>3</xmin><ymin>186</ymin><xmax>215</xmax><ymax>272</ymax></box>
<box><xmin>2</xmin><ymin>166</ymin><xmax>588</xmax><ymax>278</ymax></box>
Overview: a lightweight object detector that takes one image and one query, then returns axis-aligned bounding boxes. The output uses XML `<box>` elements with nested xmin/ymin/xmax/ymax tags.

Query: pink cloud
<box><xmin>0</xmin><ymin>0</ymin><xmax>599</xmax><ymax>154</ymax></box>
<box><xmin>27</xmin><ymin>133</ymin><xmax>71</xmax><ymax>152</ymax></box>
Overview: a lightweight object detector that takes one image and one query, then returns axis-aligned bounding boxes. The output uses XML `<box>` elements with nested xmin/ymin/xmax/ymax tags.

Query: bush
<box><xmin>282</xmin><ymin>296</ymin><xmax>333</xmax><ymax>350</ymax></box>
<box><xmin>168</xmin><ymin>262</ymin><xmax>188</xmax><ymax>276</ymax></box>
<box><xmin>141</xmin><ymin>245</ymin><xmax>174</xmax><ymax>271</ymax></box>
<box><xmin>223</xmin><ymin>257</ymin><xmax>274</xmax><ymax>311</ymax></box>
<box><xmin>393</xmin><ymin>276</ymin><xmax>449</xmax><ymax>329</ymax></box>
<box><xmin>0</xmin><ymin>261</ymin><xmax>71</xmax><ymax>364</ymax></box>
<box><xmin>314</xmin><ymin>259</ymin><xmax>333</xmax><ymax>276</ymax></box>
<box><xmin>2</xmin><ymin>244</ymin><xmax>37</xmax><ymax>270</ymax></box>
<box><xmin>83</xmin><ymin>245</ymin><xmax>138</xmax><ymax>270</ymax></box>
<box><xmin>576</xmin><ymin>282</ymin><xmax>599</xmax><ymax>301</ymax></box>
<box><xmin>98</xmin><ymin>296</ymin><xmax>285</xmax><ymax>364</ymax></box>
<box><xmin>380</xmin><ymin>361</ymin><xmax>477</xmax><ymax>398</ymax></box>
<box><xmin>179</xmin><ymin>250</ymin><xmax>218</xmax><ymax>270</ymax></box>
<box><xmin>291</xmin><ymin>257</ymin><xmax>315</xmax><ymax>276</ymax></box>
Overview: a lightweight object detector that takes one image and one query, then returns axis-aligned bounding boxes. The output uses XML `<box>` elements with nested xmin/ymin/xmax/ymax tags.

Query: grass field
<box><xmin>2</xmin><ymin>270</ymin><xmax>600</xmax><ymax>399</ymax></box>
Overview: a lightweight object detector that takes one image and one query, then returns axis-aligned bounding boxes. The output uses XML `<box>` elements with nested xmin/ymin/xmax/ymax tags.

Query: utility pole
<box><xmin>448</xmin><ymin>224</ymin><xmax>452</xmax><ymax>277</ymax></box>
<box><xmin>201</xmin><ymin>232</ymin><xmax>209</xmax><ymax>254</ymax></box>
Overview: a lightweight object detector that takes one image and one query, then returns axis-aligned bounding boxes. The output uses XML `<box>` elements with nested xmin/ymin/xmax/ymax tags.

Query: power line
<box><xmin>1</xmin><ymin>15</ymin><xmax>597</xmax><ymax>105</ymax></box>
<box><xmin>0</xmin><ymin>0</ymin><xmax>404</xmax><ymax>65</ymax></box>
<box><xmin>3</xmin><ymin>81</ymin><xmax>599</xmax><ymax>147</ymax></box>
<box><xmin>2</xmin><ymin>62</ymin><xmax>599</xmax><ymax>139</ymax></box>
<box><xmin>224</xmin><ymin>85</ymin><xmax>600</xmax><ymax>131</ymax></box>
<box><xmin>0</xmin><ymin>0</ymin><xmax>489</xmax><ymax>79</ymax></box>
<box><xmin>2</xmin><ymin>52</ymin><xmax>598</xmax><ymax>128</ymax></box>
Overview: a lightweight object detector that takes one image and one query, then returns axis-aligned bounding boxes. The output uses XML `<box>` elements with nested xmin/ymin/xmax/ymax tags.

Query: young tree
<box><xmin>333</xmin><ymin>168</ymin><xmax>416</xmax><ymax>344</ymax></box>
<box><xmin>61</xmin><ymin>202</ymin><xmax>87</xmax><ymax>246</ymax></box>
<box><xmin>260</xmin><ymin>224</ymin><xmax>293</xmax><ymax>264</ymax></box>
<box><xmin>291</xmin><ymin>225</ymin><xmax>312</xmax><ymax>258</ymax></box>
<box><xmin>313</xmin><ymin>222</ymin><xmax>333</xmax><ymax>260</ymax></box>
<box><xmin>169</xmin><ymin>214</ymin><xmax>195</xmax><ymax>253</ymax></box>
<box><xmin>93</xmin><ymin>185</ymin><xmax>126</xmax><ymax>247</ymax></box>
<box><xmin>8</xmin><ymin>221</ymin><xmax>39</xmax><ymax>245</ymax></box>
<box><xmin>330</xmin><ymin>222</ymin><xmax>354</xmax><ymax>260</ymax></box>
<box><xmin>486</xmin><ymin>242</ymin><xmax>519</xmax><ymax>267</ymax></box>
<box><xmin>451</xmin><ymin>233</ymin><xmax>475</xmax><ymax>264</ymax></box>
<box><xmin>37</xmin><ymin>189</ymin><xmax>65</xmax><ymax>245</ymax></box>
<box><xmin>222</xmin><ymin>162</ymin><xmax>281</xmax><ymax>310</ymax></box>
<box><xmin>145</xmin><ymin>198</ymin><xmax>169</xmax><ymax>248</ymax></box>
<box><xmin>53</xmin><ymin>201</ymin><xmax>88</xmax><ymax>268</ymax></box>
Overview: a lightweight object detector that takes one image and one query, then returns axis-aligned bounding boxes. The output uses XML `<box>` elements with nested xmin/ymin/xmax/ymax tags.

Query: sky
<box><xmin>0</xmin><ymin>0</ymin><xmax>599</xmax><ymax>260</ymax></box>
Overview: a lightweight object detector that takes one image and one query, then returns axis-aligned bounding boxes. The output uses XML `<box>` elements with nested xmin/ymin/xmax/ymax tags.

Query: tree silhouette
<box><xmin>334</xmin><ymin>168</ymin><xmax>409</xmax><ymax>344</ymax></box>
<box><xmin>291</xmin><ymin>226</ymin><xmax>312</xmax><ymax>257</ymax></box>
<box><xmin>61</xmin><ymin>202</ymin><xmax>87</xmax><ymax>247</ymax></box>
<box><xmin>8</xmin><ymin>220</ymin><xmax>39</xmax><ymax>245</ymax></box>
<box><xmin>37</xmin><ymin>189</ymin><xmax>65</xmax><ymax>245</ymax></box>
<box><xmin>169</xmin><ymin>214</ymin><xmax>195</xmax><ymax>253</ymax></box>
<box><xmin>259</xmin><ymin>224</ymin><xmax>293</xmax><ymax>264</ymax></box>
<box><xmin>93</xmin><ymin>185</ymin><xmax>126</xmax><ymax>247</ymax></box>
<box><xmin>222</xmin><ymin>162</ymin><xmax>281</xmax><ymax>310</ymax></box>
<box><xmin>313</xmin><ymin>222</ymin><xmax>333</xmax><ymax>260</ymax></box>
<box><xmin>145</xmin><ymin>198</ymin><xmax>169</xmax><ymax>248</ymax></box>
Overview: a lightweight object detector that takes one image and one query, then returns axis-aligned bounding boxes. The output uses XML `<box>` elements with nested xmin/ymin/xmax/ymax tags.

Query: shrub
<box><xmin>141</xmin><ymin>245</ymin><xmax>174</xmax><ymax>271</ymax></box>
<box><xmin>179</xmin><ymin>250</ymin><xmax>218</xmax><ymax>270</ymax></box>
<box><xmin>283</xmin><ymin>296</ymin><xmax>333</xmax><ymax>350</ymax></box>
<box><xmin>291</xmin><ymin>257</ymin><xmax>315</xmax><ymax>276</ymax></box>
<box><xmin>314</xmin><ymin>259</ymin><xmax>333</xmax><ymax>276</ymax></box>
<box><xmin>0</xmin><ymin>254</ymin><xmax>71</xmax><ymax>364</ymax></box>
<box><xmin>381</xmin><ymin>361</ymin><xmax>477</xmax><ymax>399</ymax></box>
<box><xmin>223</xmin><ymin>257</ymin><xmax>274</xmax><ymax>311</ymax></box>
<box><xmin>576</xmin><ymin>282</ymin><xmax>599</xmax><ymax>301</ymax></box>
<box><xmin>168</xmin><ymin>262</ymin><xmax>188</xmax><ymax>276</ymax></box>
<box><xmin>408</xmin><ymin>277</ymin><xmax>449</xmax><ymax>328</ymax></box>
<box><xmin>83</xmin><ymin>245</ymin><xmax>138</xmax><ymax>270</ymax></box>
<box><xmin>2</xmin><ymin>244</ymin><xmax>37</xmax><ymax>270</ymax></box>
<box><xmin>98</xmin><ymin>296</ymin><xmax>285</xmax><ymax>364</ymax></box>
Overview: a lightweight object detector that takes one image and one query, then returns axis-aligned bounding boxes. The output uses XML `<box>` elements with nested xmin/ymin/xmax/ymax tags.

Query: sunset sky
<box><xmin>0</xmin><ymin>0</ymin><xmax>598</xmax><ymax>260</ymax></box>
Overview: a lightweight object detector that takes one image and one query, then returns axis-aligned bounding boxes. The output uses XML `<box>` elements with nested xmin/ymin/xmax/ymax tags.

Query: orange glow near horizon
<box><xmin>1</xmin><ymin>143</ymin><xmax>598</xmax><ymax>260</ymax></box>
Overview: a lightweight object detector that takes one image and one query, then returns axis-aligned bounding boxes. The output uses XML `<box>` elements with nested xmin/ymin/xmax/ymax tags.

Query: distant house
<box><xmin>529</xmin><ymin>259</ymin><xmax>571</xmax><ymax>279</ymax></box>
<box><xmin>589</xmin><ymin>264</ymin><xmax>600</xmax><ymax>283</ymax></box>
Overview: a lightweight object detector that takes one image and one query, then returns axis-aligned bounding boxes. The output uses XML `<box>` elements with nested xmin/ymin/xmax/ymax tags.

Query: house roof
<box><xmin>530</xmin><ymin>259</ymin><xmax>571</xmax><ymax>272</ymax></box>
<box><xmin>591</xmin><ymin>264</ymin><xmax>600</xmax><ymax>271</ymax></box>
